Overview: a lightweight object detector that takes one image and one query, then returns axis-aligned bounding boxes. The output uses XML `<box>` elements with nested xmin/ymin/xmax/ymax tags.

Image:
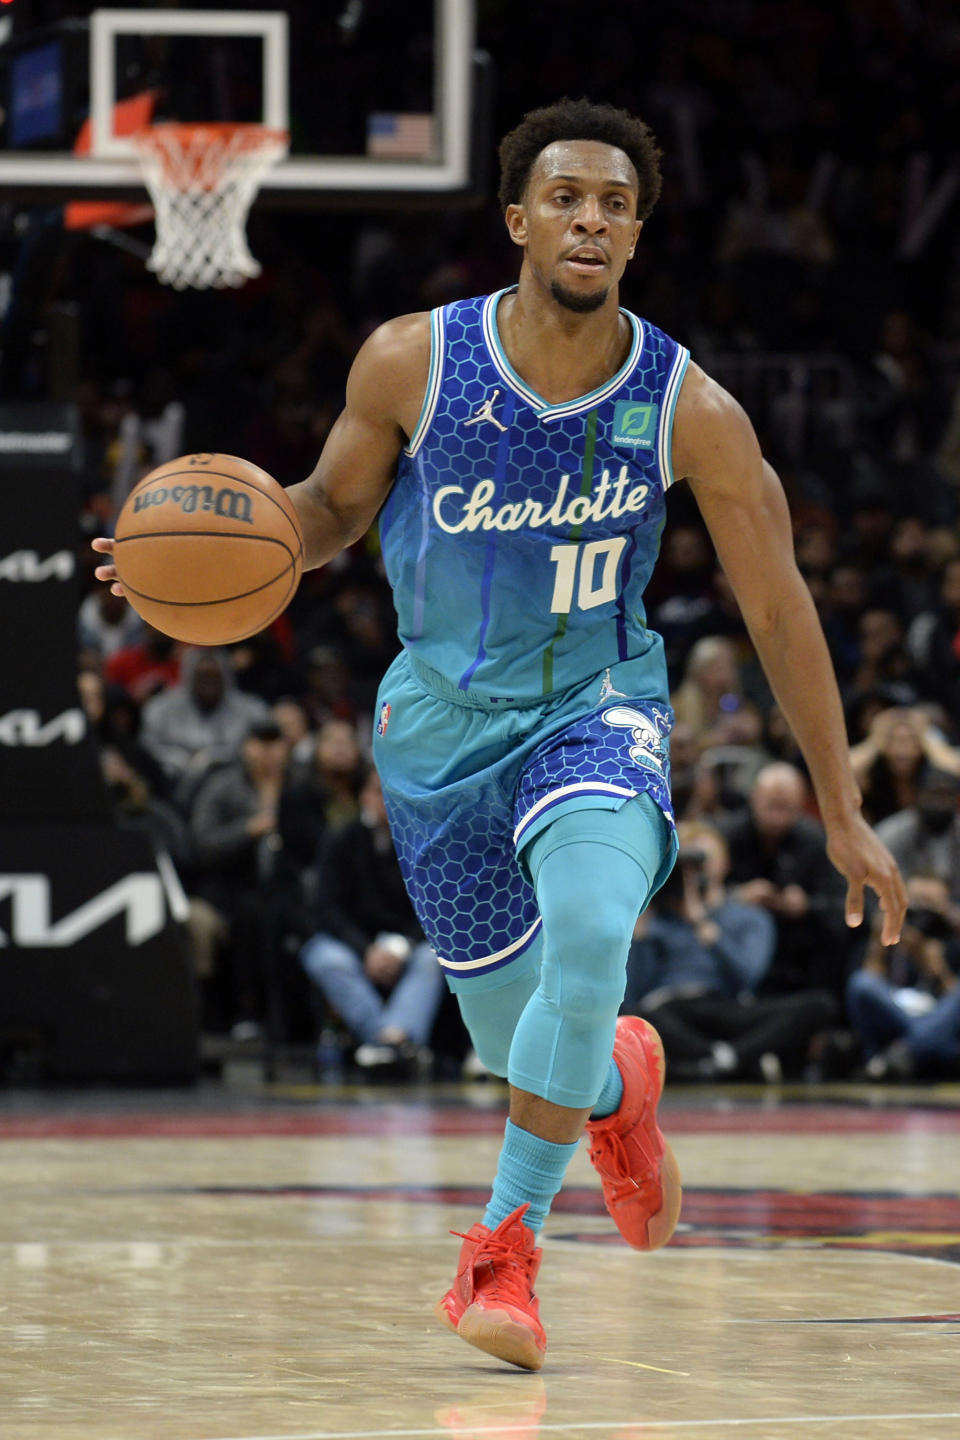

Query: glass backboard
<box><xmin>0</xmin><ymin>2</ymin><xmax>477</xmax><ymax>203</ymax></box>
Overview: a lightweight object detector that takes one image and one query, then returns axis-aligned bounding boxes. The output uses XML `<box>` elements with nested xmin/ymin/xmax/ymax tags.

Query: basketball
<box><xmin>113</xmin><ymin>452</ymin><xmax>304</xmax><ymax>645</ymax></box>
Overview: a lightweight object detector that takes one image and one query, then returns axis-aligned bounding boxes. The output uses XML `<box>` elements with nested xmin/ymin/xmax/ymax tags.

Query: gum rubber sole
<box><xmin>457</xmin><ymin>1303</ymin><xmax>545</xmax><ymax>1371</ymax></box>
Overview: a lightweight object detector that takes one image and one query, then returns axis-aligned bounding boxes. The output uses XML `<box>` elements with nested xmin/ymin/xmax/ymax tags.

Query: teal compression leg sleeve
<box><xmin>507</xmin><ymin>795</ymin><xmax>667</xmax><ymax>1111</ymax></box>
<box><xmin>482</xmin><ymin>1119</ymin><xmax>579</xmax><ymax>1233</ymax></box>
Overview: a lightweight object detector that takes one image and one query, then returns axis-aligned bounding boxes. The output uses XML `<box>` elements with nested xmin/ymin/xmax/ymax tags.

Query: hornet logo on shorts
<box><xmin>601</xmin><ymin>704</ymin><xmax>671</xmax><ymax>777</ymax></box>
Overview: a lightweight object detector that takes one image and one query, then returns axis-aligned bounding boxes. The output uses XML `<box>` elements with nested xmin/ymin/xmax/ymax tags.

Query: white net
<box><xmin>132</xmin><ymin>124</ymin><xmax>289</xmax><ymax>291</ymax></box>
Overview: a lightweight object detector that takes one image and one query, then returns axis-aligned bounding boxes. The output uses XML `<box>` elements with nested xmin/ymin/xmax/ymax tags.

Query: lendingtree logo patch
<box><xmin>613</xmin><ymin>400</ymin><xmax>658</xmax><ymax>448</ymax></box>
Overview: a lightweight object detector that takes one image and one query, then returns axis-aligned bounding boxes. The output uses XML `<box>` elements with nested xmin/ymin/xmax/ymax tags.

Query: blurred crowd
<box><xmin>7</xmin><ymin>0</ymin><xmax>960</xmax><ymax>1081</ymax></box>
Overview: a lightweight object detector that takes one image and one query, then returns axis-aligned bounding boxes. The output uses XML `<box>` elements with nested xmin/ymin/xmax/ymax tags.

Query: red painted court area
<box><xmin>1</xmin><ymin>1096</ymin><xmax>959</xmax><ymax>1139</ymax></box>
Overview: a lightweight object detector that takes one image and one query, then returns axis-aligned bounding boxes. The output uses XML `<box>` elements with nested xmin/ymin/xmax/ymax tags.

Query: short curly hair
<box><xmin>497</xmin><ymin>96</ymin><xmax>662</xmax><ymax>219</ymax></box>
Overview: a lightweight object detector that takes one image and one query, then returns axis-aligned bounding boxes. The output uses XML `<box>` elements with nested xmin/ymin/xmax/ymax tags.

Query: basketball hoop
<box><xmin>132</xmin><ymin>123</ymin><xmax>288</xmax><ymax>291</ymax></box>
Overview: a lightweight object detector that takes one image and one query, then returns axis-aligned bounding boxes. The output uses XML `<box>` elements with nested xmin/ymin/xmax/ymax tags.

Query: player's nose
<box><xmin>573</xmin><ymin>195</ymin><xmax>608</xmax><ymax>233</ymax></box>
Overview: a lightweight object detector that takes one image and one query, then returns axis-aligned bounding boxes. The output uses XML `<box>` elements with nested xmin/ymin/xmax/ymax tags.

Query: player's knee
<box><xmin>548</xmin><ymin>899</ymin><xmax>633</xmax><ymax>968</ymax></box>
<box><xmin>542</xmin><ymin>911</ymin><xmax>633</xmax><ymax>1024</ymax></box>
<box><xmin>556</xmin><ymin>961</ymin><xmax>625</xmax><ymax>1026</ymax></box>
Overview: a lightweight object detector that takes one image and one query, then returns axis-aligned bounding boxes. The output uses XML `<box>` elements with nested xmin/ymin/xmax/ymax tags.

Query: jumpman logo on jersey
<box><xmin>464</xmin><ymin>388</ymin><xmax>508</xmax><ymax>433</ymax></box>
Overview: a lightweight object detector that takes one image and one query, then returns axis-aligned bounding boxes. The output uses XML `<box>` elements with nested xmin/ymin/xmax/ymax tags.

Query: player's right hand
<box><xmin>91</xmin><ymin>536</ymin><xmax>125</xmax><ymax>596</ymax></box>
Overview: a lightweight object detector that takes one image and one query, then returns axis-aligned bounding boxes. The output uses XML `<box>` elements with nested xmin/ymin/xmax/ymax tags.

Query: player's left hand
<box><xmin>91</xmin><ymin>536</ymin><xmax>125</xmax><ymax>596</ymax></box>
<box><xmin>825</xmin><ymin>813</ymin><xmax>907</xmax><ymax>946</ymax></box>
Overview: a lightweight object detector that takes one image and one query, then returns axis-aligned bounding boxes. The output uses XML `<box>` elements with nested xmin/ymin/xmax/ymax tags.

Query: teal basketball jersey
<box><xmin>378</xmin><ymin>286</ymin><xmax>689</xmax><ymax>703</ymax></box>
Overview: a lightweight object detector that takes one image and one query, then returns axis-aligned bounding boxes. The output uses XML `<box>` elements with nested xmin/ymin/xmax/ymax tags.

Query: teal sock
<box><xmin>483</xmin><ymin>1119</ymin><xmax>579</xmax><ymax>1234</ymax></box>
<box><xmin>589</xmin><ymin>1058</ymin><xmax>624</xmax><ymax>1119</ymax></box>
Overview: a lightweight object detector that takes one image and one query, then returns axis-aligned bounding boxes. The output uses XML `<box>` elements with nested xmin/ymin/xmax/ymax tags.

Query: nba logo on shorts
<box><xmin>377</xmin><ymin>701</ymin><xmax>392</xmax><ymax>736</ymax></box>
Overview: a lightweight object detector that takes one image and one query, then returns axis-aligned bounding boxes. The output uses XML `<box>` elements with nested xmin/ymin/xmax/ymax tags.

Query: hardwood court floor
<box><xmin>2</xmin><ymin>1069</ymin><xmax>960</xmax><ymax>1440</ymax></box>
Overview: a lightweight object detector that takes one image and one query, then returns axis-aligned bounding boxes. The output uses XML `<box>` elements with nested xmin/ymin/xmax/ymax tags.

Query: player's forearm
<box><xmin>286</xmin><ymin>478</ymin><xmax>370</xmax><ymax>571</ymax></box>
<box><xmin>745</xmin><ymin>586</ymin><xmax>862</xmax><ymax>826</ymax></box>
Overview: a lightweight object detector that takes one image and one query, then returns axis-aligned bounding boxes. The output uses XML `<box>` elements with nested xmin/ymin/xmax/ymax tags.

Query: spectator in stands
<box><xmin>189</xmin><ymin>718</ymin><xmax>293</xmax><ymax>1036</ymax></box>
<box><xmin>761</xmin><ymin>704</ymin><xmax>806</xmax><ymax>773</ymax></box>
<box><xmin>821</xmin><ymin>563</ymin><xmax>869</xmax><ymax>685</ymax></box>
<box><xmin>874</xmin><ymin>766</ymin><xmax>960</xmax><ymax>908</ymax></box>
<box><xmin>850</xmin><ymin>706</ymin><xmax>960</xmax><ymax>826</ymax></box>
<box><xmin>794</xmin><ymin>522</ymin><xmax>838</xmax><ymax>585</ymax></box>
<box><xmin>327</xmin><ymin>579</ymin><xmax>400</xmax><ymax>717</ymax></box>
<box><xmin>878</xmin><ymin>516</ymin><xmax>938</xmax><ymax>625</ymax></box>
<box><xmin>77</xmin><ymin>668</ymin><xmax>171</xmax><ymax>801</ymax></box>
<box><xmin>77</xmin><ymin>585</ymin><xmax>142</xmax><ymax>660</ymax></box>
<box><xmin>907</xmin><ymin>555</ymin><xmax>960</xmax><ymax>716</ymax></box>
<box><xmin>300</xmin><ymin>767</ymin><xmax>444</xmax><ymax>1076</ymax></box>
<box><xmin>275</xmin><ymin>715</ymin><xmax>364</xmax><ymax>881</ymax></box>
<box><xmin>838</xmin><ymin>480</ymin><xmax>896</xmax><ymax>572</ymax></box>
<box><xmin>671</xmin><ymin>635</ymin><xmax>763</xmax><ymax>756</ymax></box>
<box><xmin>866</xmin><ymin>309</ymin><xmax>938</xmax><ymax>466</ymax></box>
<box><xmin>846</xmin><ymin>607</ymin><xmax>921</xmax><ymax>712</ymax></box>
<box><xmin>272</xmin><ymin>696</ymin><xmax>316</xmax><ymax>769</ymax></box>
<box><xmin>300</xmin><ymin>644</ymin><xmax>359</xmax><ymax>728</ymax></box>
<box><xmin>667</xmin><ymin>722</ymin><xmax>720</xmax><ymax>823</ymax></box>
<box><xmin>229</xmin><ymin>627</ymin><xmax>304</xmax><ymax>706</ymax></box>
<box><xmin>310</xmin><ymin>717</ymin><xmax>364</xmax><ymax>825</ymax></box>
<box><xmin>721</xmin><ymin>762</ymin><xmax>850</xmax><ymax>999</ymax></box>
<box><xmin>625</xmin><ymin>821</ymin><xmax>835</xmax><ymax>1081</ymax></box>
<box><xmin>847</xmin><ymin>874</ymin><xmax>960</xmax><ymax>1080</ymax></box>
<box><xmin>140</xmin><ymin>647</ymin><xmax>270</xmax><ymax>797</ymax></box>
<box><xmin>104</xmin><ymin>624</ymin><xmax>181</xmax><ymax>705</ymax></box>
<box><xmin>645</xmin><ymin>522</ymin><xmax>718</xmax><ymax>684</ymax></box>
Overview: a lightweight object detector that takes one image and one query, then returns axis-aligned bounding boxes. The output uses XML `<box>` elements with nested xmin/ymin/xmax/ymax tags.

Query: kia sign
<box><xmin>0</xmin><ymin>549</ymin><xmax>75</xmax><ymax>582</ymax></box>
<box><xmin>0</xmin><ymin>873</ymin><xmax>166</xmax><ymax>948</ymax></box>
<box><xmin>0</xmin><ymin>829</ymin><xmax>198</xmax><ymax>1081</ymax></box>
<box><xmin>0</xmin><ymin>405</ymin><xmax>197</xmax><ymax>1080</ymax></box>
<box><xmin>0</xmin><ymin>709</ymin><xmax>86</xmax><ymax>747</ymax></box>
<box><xmin>0</xmin><ymin>404</ymin><xmax>107</xmax><ymax>821</ymax></box>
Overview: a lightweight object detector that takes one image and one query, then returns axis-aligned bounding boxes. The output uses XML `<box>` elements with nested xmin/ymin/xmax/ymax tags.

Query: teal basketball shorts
<box><xmin>371</xmin><ymin>649</ymin><xmax>677</xmax><ymax>990</ymax></box>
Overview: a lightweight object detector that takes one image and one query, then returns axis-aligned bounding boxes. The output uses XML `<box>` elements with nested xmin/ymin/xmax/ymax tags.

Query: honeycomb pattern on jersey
<box><xmin>516</xmin><ymin>700</ymin><xmax>675</xmax><ymax>839</ymax></box>
<box><xmin>382</xmin><ymin>773</ymin><xmax>539</xmax><ymax>975</ymax></box>
<box><xmin>380</xmin><ymin>696</ymin><xmax>675</xmax><ymax>978</ymax></box>
<box><xmin>381</xmin><ymin>295</ymin><xmax>682</xmax><ymax>697</ymax></box>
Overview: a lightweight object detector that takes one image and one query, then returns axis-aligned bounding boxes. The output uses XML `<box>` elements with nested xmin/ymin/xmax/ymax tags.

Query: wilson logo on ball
<box><xmin>132</xmin><ymin>484</ymin><xmax>254</xmax><ymax>523</ymax></box>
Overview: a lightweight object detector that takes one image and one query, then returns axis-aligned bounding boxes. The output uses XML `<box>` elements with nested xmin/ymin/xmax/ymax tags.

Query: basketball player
<box><xmin>94</xmin><ymin>98</ymin><xmax>906</xmax><ymax>1371</ymax></box>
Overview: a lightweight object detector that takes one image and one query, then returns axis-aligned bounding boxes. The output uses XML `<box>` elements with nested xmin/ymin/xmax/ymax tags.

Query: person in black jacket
<box><xmin>300</xmin><ymin>766</ymin><xmax>444</xmax><ymax>1074</ymax></box>
<box><xmin>720</xmin><ymin>762</ymin><xmax>852</xmax><ymax>1000</ymax></box>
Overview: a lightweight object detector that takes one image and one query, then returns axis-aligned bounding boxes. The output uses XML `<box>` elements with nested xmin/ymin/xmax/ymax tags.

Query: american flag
<box><xmin>367</xmin><ymin>112</ymin><xmax>435</xmax><ymax>160</ymax></box>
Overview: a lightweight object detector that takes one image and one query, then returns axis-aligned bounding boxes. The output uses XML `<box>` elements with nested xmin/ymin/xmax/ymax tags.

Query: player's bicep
<box><xmin>309</xmin><ymin>399</ymin><xmax>403</xmax><ymax>532</ymax></box>
<box><xmin>289</xmin><ymin>313</ymin><xmax>428</xmax><ymax>565</ymax></box>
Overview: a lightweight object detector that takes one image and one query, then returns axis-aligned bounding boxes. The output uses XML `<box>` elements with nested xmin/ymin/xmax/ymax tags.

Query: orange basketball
<box><xmin>114</xmin><ymin>452</ymin><xmax>304</xmax><ymax>645</ymax></box>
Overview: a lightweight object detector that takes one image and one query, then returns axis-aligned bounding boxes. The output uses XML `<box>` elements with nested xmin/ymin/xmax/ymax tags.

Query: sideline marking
<box><xmin>199</xmin><ymin>1410</ymin><xmax>960</xmax><ymax>1440</ymax></box>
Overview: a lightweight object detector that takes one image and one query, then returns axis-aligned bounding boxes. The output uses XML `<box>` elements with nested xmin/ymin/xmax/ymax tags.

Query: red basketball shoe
<box><xmin>585</xmin><ymin>1016</ymin><xmax>682</xmax><ymax>1250</ymax></box>
<box><xmin>435</xmin><ymin>1203</ymin><xmax>547</xmax><ymax>1371</ymax></box>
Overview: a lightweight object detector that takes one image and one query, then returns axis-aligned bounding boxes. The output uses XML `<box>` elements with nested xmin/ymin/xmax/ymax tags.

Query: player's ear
<box><xmin>505</xmin><ymin>203</ymin><xmax>528</xmax><ymax>248</ymax></box>
<box><xmin>627</xmin><ymin>219</ymin><xmax>643</xmax><ymax>260</ymax></box>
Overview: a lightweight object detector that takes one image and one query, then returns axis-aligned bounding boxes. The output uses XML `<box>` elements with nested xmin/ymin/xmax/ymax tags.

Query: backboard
<box><xmin>0</xmin><ymin>2</ymin><xmax>479</xmax><ymax>205</ymax></box>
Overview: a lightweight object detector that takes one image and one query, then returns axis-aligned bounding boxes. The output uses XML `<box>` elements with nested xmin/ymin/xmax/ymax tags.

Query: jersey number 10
<box><xmin>548</xmin><ymin>538</ymin><xmax>627</xmax><ymax>614</ymax></box>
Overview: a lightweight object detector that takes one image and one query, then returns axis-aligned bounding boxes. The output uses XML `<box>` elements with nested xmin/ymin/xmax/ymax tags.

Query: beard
<box><xmin>550</xmin><ymin>277</ymin><xmax>610</xmax><ymax>313</ymax></box>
